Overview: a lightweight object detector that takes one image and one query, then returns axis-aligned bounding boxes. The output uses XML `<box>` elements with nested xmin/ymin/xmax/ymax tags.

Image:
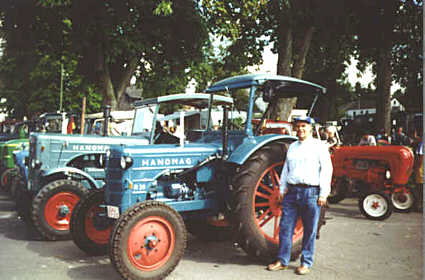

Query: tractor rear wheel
<box><xmin>109</xmin><ymin>201</ymin><xmax>186</xmax><ymax>280</ymax></box>
<box><xmin>359</xmin><ymin>191</ymin><xmax>393</xmax><ymax>220</ymax></box>
<box><xmin>31</xmin><ymin>179</ymin><xmax>89</xmax><ymax>240</ymax></box>
<box><xmin>391</xmin><ymin>186</ymin><xmax>415</xmax><ymax>213</ymax></box>
<box><xmin>231</xmin><ymin>142</ymin><xmax>305</xmax><ymax>263</ymax></box>
<box><xmin>71</xmin><ymin>189</ymin><xmax>112</xmax><ymax>255</ymax></box>
<box><xmin>327</xmin><ymin>177</ymin><xmax>348</xmax><ymax>204</ymax></box>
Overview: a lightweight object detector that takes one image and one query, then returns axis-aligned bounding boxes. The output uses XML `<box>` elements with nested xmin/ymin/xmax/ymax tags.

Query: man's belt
<box><xmin>288</xmin><ymin>183</ymin><xmax>319</xmax><ymax>188</ymax></box>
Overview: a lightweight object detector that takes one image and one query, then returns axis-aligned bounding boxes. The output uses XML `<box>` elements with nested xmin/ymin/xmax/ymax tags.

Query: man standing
<box><xmin>267</xmin><ymin>116</ymin><xmax>333</xmax><ymax>275</ymax></box>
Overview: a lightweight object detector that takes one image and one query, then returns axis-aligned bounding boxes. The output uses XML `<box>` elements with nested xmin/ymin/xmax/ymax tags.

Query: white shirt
<box><xmin>279</xmin><ymin>137</ymin><xmax>333</xmax><ymax>198</ymax></box>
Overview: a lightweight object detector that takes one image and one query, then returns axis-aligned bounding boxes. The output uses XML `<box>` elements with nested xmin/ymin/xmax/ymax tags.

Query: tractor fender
<box><xmin>228</xmin><ymin>134</ymin><xmax>296</xmax><ymax>165</ymax></box>
<box><xmin>42</xmin><ymin>167</ymin><xmax>100</xmax><ymax>189</ymax></box>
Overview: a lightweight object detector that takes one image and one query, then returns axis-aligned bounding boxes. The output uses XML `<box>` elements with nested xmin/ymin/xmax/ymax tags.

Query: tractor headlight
<box><xmin>31</xmin><ymin>158</ymin><xmax>41</xmax><ymax>169</ymax></box>
<box><xmin>385</xmin><ymin>170</ymin><xmax>391</xmax><ymax>180</ymax></box>
<box><xmin>120</xmin><ymin>156</ymin><xmax>133</xmax><ymax>170</ymax></box>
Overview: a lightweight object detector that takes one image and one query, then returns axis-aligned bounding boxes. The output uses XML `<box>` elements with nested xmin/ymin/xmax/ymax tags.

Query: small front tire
<box><xmin>31</xmin><ymin>179</ymin><xmax>89</xmax><ymax>240</ymax></box>
<box><xmin>109</xmin><ymin>201</ymin><xmax>186</xmax><ymax>280</ymax></box>
<box><xmin>391</xmin><ymin>186</ymin><xmax>415</xmax><ymax>213</ymax></box>
<box><xmin>71</xmin><ymin>189</ymin><xmax>112</xmax><ymax>255</ymax></box>
<box><xmin>359</xmin><ymin>191</ymin><xmax>392</xmax><ymax>220</ymax></box>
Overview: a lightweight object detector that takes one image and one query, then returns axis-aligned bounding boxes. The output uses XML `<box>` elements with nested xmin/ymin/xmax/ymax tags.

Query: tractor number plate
<box><xmin>107</xmin><ymin>205</ymin><xmax>120</xmax><ymax>219</ymax></box>
<box><xmin>355</xmin><ymin>160</ymin><xmax>369</xmax><ymax>170</ymax></box>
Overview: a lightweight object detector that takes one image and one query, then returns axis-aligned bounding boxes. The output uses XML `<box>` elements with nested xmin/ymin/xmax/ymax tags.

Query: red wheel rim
<box><xmin>127</xmin><ymin>216</ymin><xmax>175</xmax><ymax>271</ymax></box>
<box><xmin>2</xmin><ymin>171</ymin><xmax>8</xmax><ymax>186</ymax></box>
<box><xmin>44</xmin><ymin>192</ymin><xmax>80</xmax><ymax>231</ymax></box>
<box><xmin>252</xmin><ymin>162</ymin><xmax>303</xmax><ymax>244</ymax></box>
<box><xmin>85</xmin><ymin>204</ymin><xmax>111</xmax><ymax>244</ymax></box>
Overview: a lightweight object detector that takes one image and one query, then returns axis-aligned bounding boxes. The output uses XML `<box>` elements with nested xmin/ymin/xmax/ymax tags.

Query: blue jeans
<box><xmin>277</xmin><ymin>186</ymin><xmax>321</xmax><ymax>267</ymax></box>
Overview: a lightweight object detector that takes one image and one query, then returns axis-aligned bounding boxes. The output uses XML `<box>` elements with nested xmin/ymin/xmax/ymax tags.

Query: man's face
<box><xmin>295</xmin><ymin>121</ymin><xmax>313</xmax><ymax>141</ymax></box>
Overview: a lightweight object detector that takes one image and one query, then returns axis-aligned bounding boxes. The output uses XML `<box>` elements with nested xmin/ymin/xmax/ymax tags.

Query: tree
<box><xmin>350</xmin><ymin>0</ymin><xmax>418</xmax><ymax>134</ymax></box>
<box><xmin>0</xmin><ymin>0</ymin><xmax>209</xmax><ymax>115</ymax></box>
<box><xmin>201</xmin><ymin>0</ymin><xmax>358</xmax><ymax>121</ymax></box>
<box><xmin>0</xmin><ymin>0</ymin><xmax>101</xmax><ymax>118</ymax></box>
<box><xmin>392</xmin><ymin>0</ymin><xmax>423</xmax><ymax>114</ymax></box>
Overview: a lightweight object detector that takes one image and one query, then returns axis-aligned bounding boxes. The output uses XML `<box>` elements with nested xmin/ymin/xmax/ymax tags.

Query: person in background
<box><xmin>358</xmin><ymin>132</ymin><xmax>377</xmax><ymax>146</ymax></box>
<box><xmin>267</xmin><ymin>116</ymin><xmax>333</xmax><ymax>275</ymax></box>
<box><xmin>392</xmin><ymin>126</ymin><xmax>411</xmax><ymax>146</ymax></box>
<box><xmin>325</xmin><ymin>126</ymin><xmax>340</xmax><ymax>149</ymax></box>
<box><xmin>414</xmin><ymin>131</ymin><xmax>423</xmax><ymax>211</ymax></box>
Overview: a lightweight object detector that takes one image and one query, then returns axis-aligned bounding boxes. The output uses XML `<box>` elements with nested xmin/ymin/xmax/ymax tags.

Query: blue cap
<box><xmin>293</xmin><ymin>116</ymin><xmax>315</xmax><ymax>125</ymax></box>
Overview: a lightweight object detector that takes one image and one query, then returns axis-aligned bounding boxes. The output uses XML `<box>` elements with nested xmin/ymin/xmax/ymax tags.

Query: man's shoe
<box><xmin>296</xmin><ymin>265</ymin><xmax>310</xmax><ymax>275</ymax></box>
<box><xmin>267</xmin><ymin>261</ymin><xmax>288</xmax><ymax>271</ymax></box>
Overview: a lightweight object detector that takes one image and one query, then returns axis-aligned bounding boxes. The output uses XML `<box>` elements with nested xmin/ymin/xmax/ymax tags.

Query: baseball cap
<box><xmin>293</xmin><ymin>116</ymin><xmax>315</xmax><ymax>125</ymax></box>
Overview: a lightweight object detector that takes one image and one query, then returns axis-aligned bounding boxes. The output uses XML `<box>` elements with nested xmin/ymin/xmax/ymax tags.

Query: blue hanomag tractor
<box><xmin>72</xmin><ymin>74</ymin><xmax>326</xmax><ymax>280</ymax></box>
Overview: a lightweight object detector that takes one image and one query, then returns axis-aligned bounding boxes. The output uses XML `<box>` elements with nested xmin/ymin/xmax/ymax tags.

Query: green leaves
<box><xmin>154</xmin><ymin>0</ymin><xmax>173</xmax><ymax>16</ymax></box>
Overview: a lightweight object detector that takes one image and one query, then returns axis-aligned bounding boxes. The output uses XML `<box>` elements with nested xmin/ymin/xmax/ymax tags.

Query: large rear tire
<box><xmin>31</xmin><ymin>179</ymin><xmax>89</xmax><ymax>240</ymax></box>
<box><xmin>71</xmin><ymin>189</ymin><xmax>112</xmax><ymax>255</ymax></box>
<box><xmin>327</xmin><ymin>177</ymin><xmax>348</xmax><ymax>204</ymax></box>
<box><xmin>231</xmin><ymin>142</ymin><xmax>304</xmax><ymax>263</ymax></box>
<box><xmin>109</xmin><ymin>201</ymin><xmax>186</xmax><ymax>280</ymax></box>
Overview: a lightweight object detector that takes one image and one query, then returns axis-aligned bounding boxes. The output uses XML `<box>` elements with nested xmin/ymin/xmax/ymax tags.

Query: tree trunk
<box><xmin>116</xmin><ymin>57</ymin><xmax>139</xmax><ymax>110</ymax></box>
<box><xmin>100</xmin><ymin>64</ymin><xmax>118</xmax><ymax>110</ymax></box>
<box><xmin>375</xmin><ymin>47</ymin><xmax>392</xmax><ymax>135</ymax></box>
<box><xmin>277</xmin><ymin>25</ymin><xmax>293</xmax><ymax>76</ymax></box>
<box><xmin>274</xmin><ymin>25</ymin><xmax>314</xmax><ymax>121</ymax></box>
<box><xmin>292</xmin><ymin>26</ymin><xmax>314</xmax><ymax>79</ymax></box>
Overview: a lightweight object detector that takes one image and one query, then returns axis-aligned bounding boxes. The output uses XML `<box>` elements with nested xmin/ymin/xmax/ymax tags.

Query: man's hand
<box><xmin>278</xmin><ymin>193</ymin><xmax>284</xmax><ymax>203</ymax></box>
<box><xmin>317</xmin><ymin>196</ymin><xmax>327</xmax><ymax>206</ymax></box>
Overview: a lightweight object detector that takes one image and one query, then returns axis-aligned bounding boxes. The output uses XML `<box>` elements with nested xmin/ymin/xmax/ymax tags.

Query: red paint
<box><xmin>252</xmin><ymin>162</ymin><xmax>303</xmax><ymax>244</ymax></box>
<box><xmin>127</xmin><ymin>216</ymin><xmax>175</xmax><ymax>271</ymax></box>
<box><xmin>44</xmin><ymin>192</ymin><xmax>80</xmax><ymax>231</ymax></box>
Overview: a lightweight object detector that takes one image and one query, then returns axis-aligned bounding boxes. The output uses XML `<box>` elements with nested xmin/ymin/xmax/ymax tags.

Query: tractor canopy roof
<box><xmin>205</xmin><ymin>73</ymin><xmax>326</xmax><ymax>98</ymax></box>
<box><xmin>134</xmin><ymin>93</ymin><xmax>233</xmax><ymax>109</ymax></box>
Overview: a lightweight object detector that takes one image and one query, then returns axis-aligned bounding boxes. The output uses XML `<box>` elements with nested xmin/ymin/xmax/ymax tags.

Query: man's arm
<box><xmin>318</xmin><ymin>143</ymin><xmax>333</xmax><ymax>205</ymax></box>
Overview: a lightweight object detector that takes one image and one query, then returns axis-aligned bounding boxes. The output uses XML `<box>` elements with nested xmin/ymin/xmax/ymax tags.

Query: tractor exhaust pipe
<box><xmin>222</xmin><ymin>105</ymin><xmax>229</xmax><ymax>159</ymax></box>
<box><xmin>103</xmin><ymin>105</ymin><xmax>111</xmax><ymax>136</ymax></box>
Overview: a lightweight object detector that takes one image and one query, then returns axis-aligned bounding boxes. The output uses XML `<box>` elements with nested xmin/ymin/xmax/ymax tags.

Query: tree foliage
<box><xmin>0</xmin><ymin>0</ymin><xmax>209</xmax><ymax>117</ymax></box>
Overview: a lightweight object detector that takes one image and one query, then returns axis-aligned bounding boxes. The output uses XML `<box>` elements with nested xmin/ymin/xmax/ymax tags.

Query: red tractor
<box><xmin>329</xmin><ymin>145</ymin><xmax>415</xmax><ymax>220</ymax></box>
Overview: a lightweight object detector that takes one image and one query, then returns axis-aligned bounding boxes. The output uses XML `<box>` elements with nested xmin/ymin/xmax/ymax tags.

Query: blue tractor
<box><xmin>71</xmin><ymin>74</ymin><xmax>327</xmax><ymax>280</ymax></box>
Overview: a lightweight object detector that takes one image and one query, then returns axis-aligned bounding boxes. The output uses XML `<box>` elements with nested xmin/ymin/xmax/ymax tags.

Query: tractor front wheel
<box><xmin>391</xmin><ymin>186</ymin><xmax>415</xmax><ymax>213</ymax></box>
<box><xmin>109</xmin><ymin>201</ymin><xmax>186</xmax><ymax>280</ymax></box>
<box><xmin>0</xmin><ymin>168</ymin><xmax>15</xmax><ymax>192</ymax></box>
<box><xmin>359</xmin><ymin>191</ymin><xmax>392</xmax><ymax>220</ymax></box>
<box><xmin>31</xmin><ymin>179</ymin><xmax>89</xmax><ymax>240</ymax></box>
<box><xmin>71</xmin><ymin>189</ymin><xmax>112</xmax><ymax>255</ymax></box>
<box><xmin>231</xmin><ymin>142</ymin><xmax>305</xmax><ymax>263</ymax></box>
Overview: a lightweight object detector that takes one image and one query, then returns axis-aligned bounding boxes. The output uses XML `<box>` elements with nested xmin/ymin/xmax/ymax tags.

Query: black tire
<box><xmin>359</xmin><ymin>191</ymin><xmax>393</xmax><ymax>220</ymax></box>
<box><xmin>186</xmin><ymin>217</ymin><xmax>233</xmax><ymax>241</ymax></box>
<box><xmin>71</xmin><ymin>189</ymin><xmax>112</xmax><ymax>255</ymax></box>
<box><xmin>231</xmin><ymin>142</ymin><xmax>304</xmax><ymax>263</ymax></box>
<box><xmin>0</xmin><ymin>168</ymin><xmax>14</xmax><ymax>192</ymax></box>
<box><xmin>31</xmin><ymin>179</ymin><xmax>89</xmax><ymax>241</ymax></box>
<box><xmin>10</xmin><ymin>172</ymin><xmax>22</xmax><ymax>199</ymax></box>
<box><xmin>391</xmin><ymin>186</ymin><xmax>416</xmax><ymax>213</ymax></box>
<box><xmin>327</xmin><ymin>177</ymin><xmax>348</xmax><ymax>204</ymax></box>
<box><xmin>109</xmin><ymin>201</ymin><xmax>186</xmax><ymax>280</ymax></box>
<box><xmin>15</xmin><ymin>185</ymin><xmax>33</xmax><ymax>222</ymax></box>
